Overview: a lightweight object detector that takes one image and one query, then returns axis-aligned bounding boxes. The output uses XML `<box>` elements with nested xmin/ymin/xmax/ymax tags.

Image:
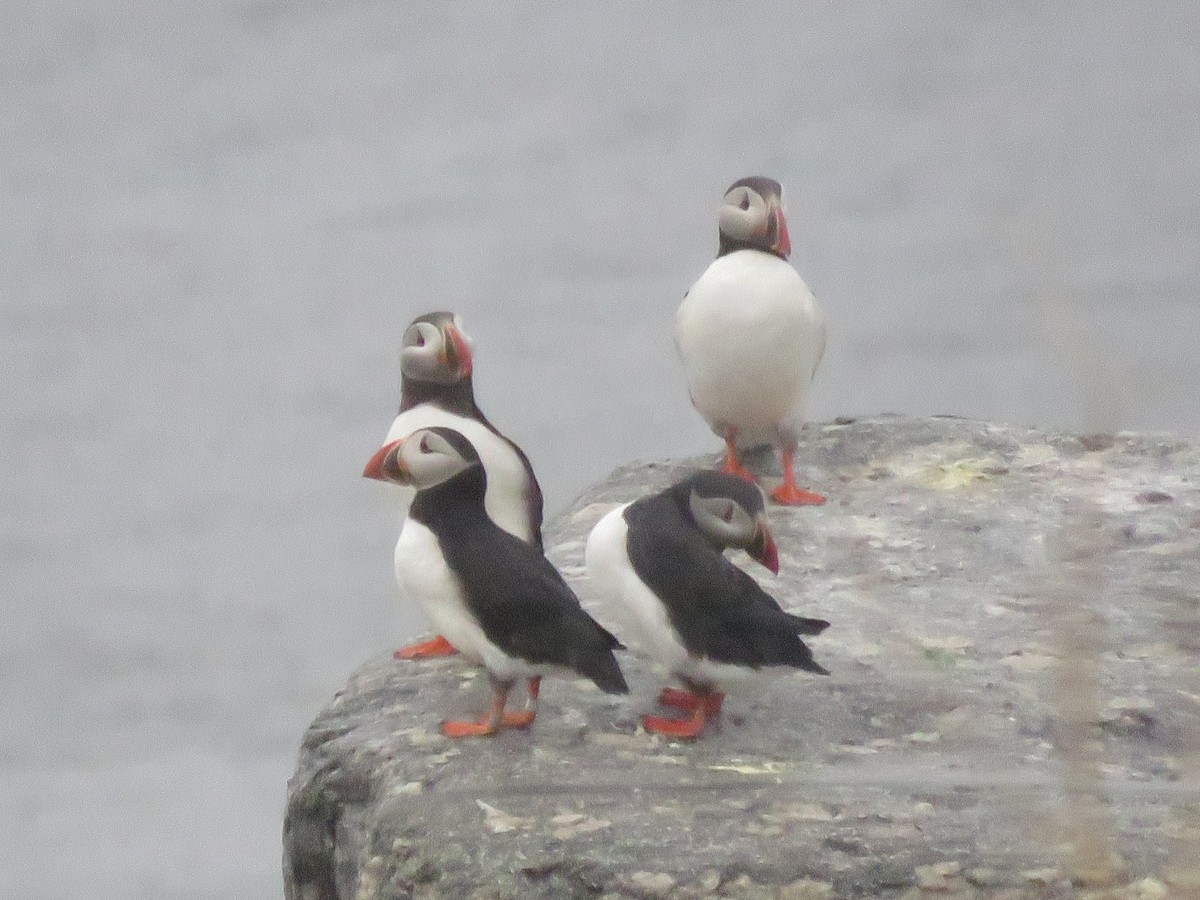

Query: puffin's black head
<box><xmin>674</xmin><ymin>471</ymin><xmax>780</xmax><ymax>574</ymax></box>
<box><xmin>400</xmin><ymin>311</ymin><xmax>474</xmax><ymax>385</ymax></box>
<box><xmin>717</xmin><ymin>175</ymin><xmax>791</xmax><ymax>259</ymax></box>
<box><xmin>363</xmin><ymin>426</ymin><xmax>483</xmax><ymax>490</ymax></box>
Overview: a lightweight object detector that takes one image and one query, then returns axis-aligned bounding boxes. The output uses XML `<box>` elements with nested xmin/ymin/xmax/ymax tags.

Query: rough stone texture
<box><xmin>284</xmin><ymin>416</ymin><xmax>1200</xmax><ymax>899</ymax></box>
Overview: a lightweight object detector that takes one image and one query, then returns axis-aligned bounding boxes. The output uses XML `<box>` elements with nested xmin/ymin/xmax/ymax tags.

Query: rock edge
<box><xmin>284</xmin><ymin>416</ymin><xmax>1200</xmax><ymax>899</ymax></box>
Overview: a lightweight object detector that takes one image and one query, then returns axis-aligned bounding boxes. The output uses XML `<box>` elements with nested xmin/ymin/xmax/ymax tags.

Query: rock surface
<box><xmin>283</xmin><ymin>416</ymin><xmax>1200</xmax><ymax>899</ymax></box>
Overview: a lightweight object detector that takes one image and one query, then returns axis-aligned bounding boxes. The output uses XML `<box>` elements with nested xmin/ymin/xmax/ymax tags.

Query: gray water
<box><xmin>2</xmin><ymin>2</ymin><xmax>1198</xmax><ymax>897</ymax></box>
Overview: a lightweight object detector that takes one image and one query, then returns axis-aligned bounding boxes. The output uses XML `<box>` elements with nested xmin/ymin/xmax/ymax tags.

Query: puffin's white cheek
<box><xmin>718</xmin><ymin>205</ymin><xmax>764</xmax><ymax>242</ymax></box>
<box><xmin>698</xmin><ymin>513</ymin><xmax>753</xmax><ymax>548</ymax></box>
<box><xmin>397</xmin><ymin>441</ymin><xmax>425</xmax><ymax>479</ymax></box>
<box><xmin>400</xmin><ymin>345</ymin><xmax>446</xmax><ymax>380</ymax></box>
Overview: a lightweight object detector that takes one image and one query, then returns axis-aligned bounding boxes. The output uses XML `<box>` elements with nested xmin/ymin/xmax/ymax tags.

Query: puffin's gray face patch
<box><xmin>400</xmin><ymin>429</ymin><xmax>475</xmax><ymax>489</ymax></box>
<box><xmin>717</xmin><ymin>186</ymin><xmax>769</xmax><ymax>244</ymax></box>
<box><xmin>689</xmin><ymin>490</ymin><xmax>756</xmax><ymax>548</ymax></box>
<box><xmin>400</xmin><ymin>322</ymin><xmax>456</xmax><ymax>384</ymax></box>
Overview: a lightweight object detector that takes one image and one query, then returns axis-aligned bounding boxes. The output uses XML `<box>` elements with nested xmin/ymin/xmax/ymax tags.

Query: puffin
<box><xmin>364</xmin><ymin>426</ymin><xmax>628</xmax><ymax>737</ymax></box>
<box><xmin>675</xmin><ymin>176</ymin><xmax>828</xmax><ymax>505</ymax></box>
<box><xmin>373</xmin><ymin>311</ymin><xmax>544</xmax><ymax>659</ymax></box>
<box><xmin>585</xmin><ymin>471</ymin><xmax>829</xmax><ymax>739</ymax></box>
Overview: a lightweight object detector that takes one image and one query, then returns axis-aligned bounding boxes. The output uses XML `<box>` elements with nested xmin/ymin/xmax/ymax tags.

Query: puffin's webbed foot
<box><xmin>395</xmin><ymin>634</ymin><xmax>459</xmax><ymax>660</ymax></box>
<box><xmin>441</xmin><ymin>679</ymin><xmax>514</xmax><ymax>738</ymax></box>
<box><xmin>770</xmin><ymin>483</ymin><xmax>826</xmax><ymax>506</ymax></box>
<box><xmin>643</xmin><ymin>708</ymin><xmax>708</xmax><ymax>740</ymax></box>
<box><xmin>441</xmin><ymin>717</ymin><xmax>500</xmax><ymax>737</ymax></box>
<box><xmin>644</xmin><ymin>688</ymin><xmax>723</xmax><ymax>739</ymax></box>
<box><xmin>503</xmin><ymin>677</ymin><xmax>541</xmax><ymax>728</ymax></box>
<box><xmin>771</xmin><ymin>448</ymin><xmax>825</xmax><ymax>506</ymax></box>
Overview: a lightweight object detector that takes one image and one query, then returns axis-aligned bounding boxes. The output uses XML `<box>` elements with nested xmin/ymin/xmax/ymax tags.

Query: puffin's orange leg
<box><xmin>442</xmin><ymin>681</ymin><xmax>509</xmax><ymax>738</ymax></box>
<box><xmin>770</xmin><ymin>448</ymin><xmax>826</xmax><ymax>506</ymax></box>
<box><xmin>503</xmin><ymin>676</ymin><xmax>540</xmax><ymax>729</ymax></box>
<box><xmin>394</xmin><ymin>634</ymin><xmax>458</xmax><ymax>660</ymax></box>
<box><xmin>720</xmin><ymin>430</ymin><xmax>756</xmax><ymax>482</ymax></box>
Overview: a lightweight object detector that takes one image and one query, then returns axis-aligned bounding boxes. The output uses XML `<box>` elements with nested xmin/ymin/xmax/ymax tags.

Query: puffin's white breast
<box><xmin>585</xmin><ymin>505</ymin><xmax>689</xmax><ymax>675</ymax></box>
<box><xmin>385</xmin><ymin>406</ymin><xmax>534</xmax><ymax>542</ymax></box>
<box><xmin>676</xmin><ymin>250</ymin><xmax>826</xmax><ymax>442</ymax></box>
<box><xmin>393</xmin><ymin>520</ymin><xmax>538</xmax><ymax>682</ymax></box>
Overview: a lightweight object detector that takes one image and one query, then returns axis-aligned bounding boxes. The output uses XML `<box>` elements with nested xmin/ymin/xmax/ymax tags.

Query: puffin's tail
<box><xmin>797</xmin><ymin>648</ymin><xmax>830</xmax><ymax>676</ymax></box>
<box><xmin>787</xmin><ymin>614</ymin><xmax>830</xmax><ymax>636</ymax></box>
<box><xmin>788</xmin><ymin>619</ymin><xmax>830</xmax><ymax>675</ymax></box>
<box><xmin>577</xmin><ymin>648</ymin><xmax>630</xmax><ymax>694</ymax></box>
<box><xmin>742</xmin><ymin>611</ymin><xmax>830</xmax><ymax>675</ymax></box>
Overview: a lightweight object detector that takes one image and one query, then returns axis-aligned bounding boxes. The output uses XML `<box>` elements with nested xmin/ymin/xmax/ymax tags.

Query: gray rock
<box><xmin>283</xmin><ymin>416</ymin><xmax>1200</xmax><ymax>899</ymax></box>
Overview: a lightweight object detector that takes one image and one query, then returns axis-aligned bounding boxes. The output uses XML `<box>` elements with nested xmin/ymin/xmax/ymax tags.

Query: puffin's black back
<box><xmin>409</xmin><ymin>446</ymin><xmax>626</xmax><ymax>693</ymax></box>
<box><xmin>623</xmin><ymin>474</ymin><xmax>829</xmax><ymax>674</ymax></box>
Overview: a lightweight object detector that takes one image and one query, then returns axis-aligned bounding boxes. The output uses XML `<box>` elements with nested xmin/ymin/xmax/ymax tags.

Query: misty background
<box><xmin>3</xmin><ymin>2</ymin><xmax>1198</xmax><ymax>898</ymax></box>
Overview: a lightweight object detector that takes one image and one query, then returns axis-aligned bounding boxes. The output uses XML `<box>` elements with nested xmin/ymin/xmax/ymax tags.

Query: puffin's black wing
<box><xmin>628</xmin><ymin>527</ymin><xmax>829</xmax><ymax>675</ymax></box>
<box><xmin>701</xmin><ymin>562</ymin><xmax>830</xmax><ymax>674</ymax></box>
<box><xmin>442</xmin><ymin>527</ymin><xmax>627</xmax><ymax>694</ymax></box>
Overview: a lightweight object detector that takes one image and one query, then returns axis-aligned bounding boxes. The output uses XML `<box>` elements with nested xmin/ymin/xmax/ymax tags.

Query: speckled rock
<box><xmin>283</xmin><ymin>416</ymin><xmax>1200</xmax><ymax>900</ymax></box>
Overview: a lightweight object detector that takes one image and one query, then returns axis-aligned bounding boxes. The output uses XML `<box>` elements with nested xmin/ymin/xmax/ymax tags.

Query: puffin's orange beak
<box><xmin>363</xmin><ymin>439</ymin><xmax>406</xmax><ymax>483</ymax></box>
<box><xmin>769</xmin><ymin>199</ymin><xmax>791</xmax><ymax>259</ymax></box>
<box><xmin>748</xmin><ymin>513</ymin><xmax>780</xmax><ymax>574</ymax></box>
<box><xmin>437</xmin><ymin>324</ymin><xmax>473</xmax><ymax>379</ymax></box>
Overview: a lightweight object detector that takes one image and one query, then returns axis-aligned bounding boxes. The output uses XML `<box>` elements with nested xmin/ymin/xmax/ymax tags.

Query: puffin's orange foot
<box><xmin>441</xmin><ymin>718</ymin><xmax>500</xmax><ymax>738</ymax></box>
<box><xmin>394</xmin><ymin>635</ymin><xmax>458</xmax><ymax>660</ymax></box>
<box><xmin>643</xmin><ymin>713</ymin><xmax>706</xmax><ymax>739</ymax></box>
<box><xmin>770</xmin><ymin>484</ymin><xmax>826</xmax><ymax>506</ymax></box>
<box><xmin>502</xmin><ymin>710</ymin><xmax>537</xmax><ymax>729</ymax></box>
<box><xmin>656</xmin><ymin>689</ymin><xmax>724</xmax><ymax>716</ymax></box>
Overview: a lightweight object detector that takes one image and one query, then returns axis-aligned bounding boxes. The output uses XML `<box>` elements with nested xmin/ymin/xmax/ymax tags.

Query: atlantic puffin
<box><xmin>585</xmin><ymin>471</ymin><xmax>829</xmax><ymax>739</ymax></box>
<box><xmin>371</xmin><ymin>311</ymin><xmax>544</xmax><ymax>659</ymax></box>
<box><xmin>365</xmin><ymin>426</ymin><xmax>628</xmax><ymax>737</ymax></box>
<box><xmin>676</xmin><ymin>176</ymin><xmax>828</xmax><ymax>505</ymax></box>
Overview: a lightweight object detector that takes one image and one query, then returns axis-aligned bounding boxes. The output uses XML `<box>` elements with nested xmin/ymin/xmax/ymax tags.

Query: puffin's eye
<box><xmin>721</xmin><ymin>502</ymin><xmax>736</xmax><ymax>523</ymax></box>
<box><xmin>419</xmin><ymin>434</ymin><xmax>431</xmax><ymax>453</ymax></box>
<box><xmin>738</xmin><ymin>192</ymin><xmax>750</xmax><ymax>211</ymax></box>
<box><xmin>403</xmin><ymin>323</ymin><xmax>437</xmax><ymax>349</ymax></box>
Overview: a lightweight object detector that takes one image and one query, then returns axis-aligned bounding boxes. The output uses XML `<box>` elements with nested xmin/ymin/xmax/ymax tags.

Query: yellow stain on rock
<box><xmin>918</xmin><ymin>458</ymin><xmax>1004</xmax><ymax>490</ymax></box>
